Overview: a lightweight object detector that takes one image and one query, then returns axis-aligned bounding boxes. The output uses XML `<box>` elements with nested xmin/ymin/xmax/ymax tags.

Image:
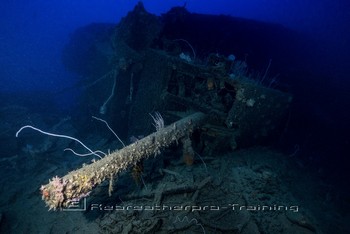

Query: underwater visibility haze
<box><xmin>0</xmin><ymin>0</ymin><xmax>349</xmax><ymax>233</ymax></box>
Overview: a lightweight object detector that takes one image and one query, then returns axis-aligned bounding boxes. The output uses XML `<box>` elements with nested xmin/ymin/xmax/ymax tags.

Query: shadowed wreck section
<box><xmin>45</xmin><ymin>2</ymin><xmax>293</xmax><ymax>211</ymax></box>
<box><xmin>41</xmin><ymin>4</ymin><xmax>292</xmax><ymax>212</ymax></box>
<box><xmin>33</xmin><ymin>2</ymin><xmax>306</xmax><ymax>233</ymax></box>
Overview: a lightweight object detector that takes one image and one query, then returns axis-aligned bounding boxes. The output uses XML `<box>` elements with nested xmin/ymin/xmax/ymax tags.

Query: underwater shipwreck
<box><xmin>7</xmin><ymin>3</ymin><xmax>330</xmax><ymax>234</ymax></box>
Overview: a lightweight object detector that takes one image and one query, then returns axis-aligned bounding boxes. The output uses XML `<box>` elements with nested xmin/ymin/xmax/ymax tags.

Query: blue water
<box><xmin>0</xmin><ymin>1</ymin><xmax>349</xmax><ymax>233</ymax></box>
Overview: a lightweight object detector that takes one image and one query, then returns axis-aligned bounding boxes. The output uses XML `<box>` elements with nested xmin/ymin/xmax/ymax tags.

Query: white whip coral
<box><xmin>16</xmin><ymin>125</ymin><xmax>103</xmax><ymax>158</ymax></box>
<box><xmin>100</xmin><ymin>73</ymin><xmax>118</xmax><ymax>115</ymax></box>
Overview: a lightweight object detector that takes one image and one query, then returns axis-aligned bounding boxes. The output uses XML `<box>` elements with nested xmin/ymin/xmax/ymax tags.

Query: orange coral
<box><xmin>41</xmin><ymin>189</ymin><xmax>50</xmax><ymax>200</ymax></box>
<box><xmin>207</xmin><ymin>78</ymin><xmax>215</xmax><ymax>90</ymax></box>
<box><xmin>131</xmin><ymin>161</ymin><xmax>144</xmax><ymax>185</ymax></box>
<box><xmin>182</xmin><ymin>136</ymin><xmax>194</xmax><ymax>166</ymax></box>
<box><xmin>183</xmin><ymin>151</ymin><xmax>194</xmax><ymax>165</ymax></box>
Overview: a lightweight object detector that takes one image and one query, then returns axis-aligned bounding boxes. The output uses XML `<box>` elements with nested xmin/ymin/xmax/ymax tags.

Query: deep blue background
<box><xmin>1</xmin><ymin>0</ymin><xmax>349</xmax><ymax>97</ymax></box>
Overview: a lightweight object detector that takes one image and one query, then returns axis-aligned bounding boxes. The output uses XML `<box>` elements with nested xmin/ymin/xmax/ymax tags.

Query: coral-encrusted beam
<box><xmin>40</xmin><ymin>112</ymin><xmax>208</xmax><ymax>210</ymax></box>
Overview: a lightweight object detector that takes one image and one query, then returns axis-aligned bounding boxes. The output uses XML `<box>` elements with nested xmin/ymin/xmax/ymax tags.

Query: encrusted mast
<box><xmin>40</xmin><ymin>112</ymin><xmax>208</xmax><ymax>210</ymax></box>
